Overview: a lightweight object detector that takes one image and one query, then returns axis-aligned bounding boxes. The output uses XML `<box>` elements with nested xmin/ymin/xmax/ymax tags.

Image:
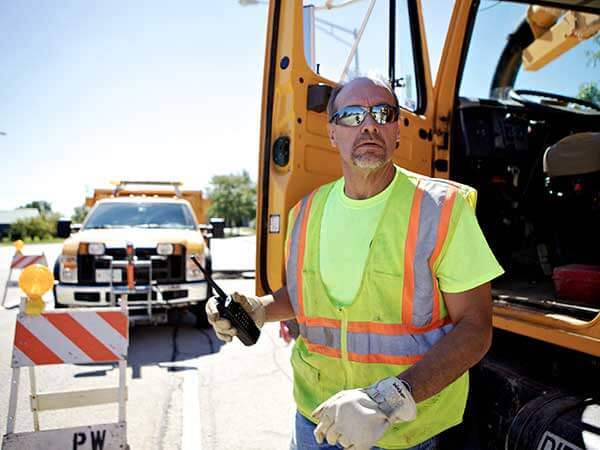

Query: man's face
<box><xmin>328</xmin><ymin>79</ymin><xmax>399</xmax><ymax>171</ymax></box>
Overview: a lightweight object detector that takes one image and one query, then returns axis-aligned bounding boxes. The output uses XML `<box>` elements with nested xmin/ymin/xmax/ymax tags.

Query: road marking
<box><xmin>182</xmin><ymin>367</ymin><xmax>202</xmax><ymax>450</ymax></box>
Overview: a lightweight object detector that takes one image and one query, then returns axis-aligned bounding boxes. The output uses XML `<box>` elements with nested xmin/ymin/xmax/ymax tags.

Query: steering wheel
<box><xmin>509</xmin><ymin>89</ymin><xmax>600</xmax><ymax>113</ymax></box>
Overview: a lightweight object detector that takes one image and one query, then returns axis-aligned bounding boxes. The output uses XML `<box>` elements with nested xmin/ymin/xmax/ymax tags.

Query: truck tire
<box><xmin>192</xmin><ymin>300</ymin><xmax>210</xmax><ymax>328</ymax></box>
<box><xmin>193</xmin><ymin>251</ymin><xmax>213</xmax><ymax>328</ymax></box>
<box><xmin>204</xmin><ymin>251</ymin><xmax>213</xmax><ymax>300</ymax></box>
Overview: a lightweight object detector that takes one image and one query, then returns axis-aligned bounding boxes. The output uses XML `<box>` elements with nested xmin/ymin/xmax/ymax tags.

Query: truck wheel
<box><xmin>204</xmin><ymin>251</ymin><xmax>213</xmax><ymax>300</ymax></box>
<box><xmin>52</xmin><ymin>259</ymin><xmax>68</xmax><ymax>309</ymax></box>
<box><xmin>192</xmin><ymin>251</ymin><xmax>213</xmax><ymax>328</ymax></box>
<box><xmin>192</xmin><ymin>301</ymin><xmax>209</xmax><ymax>328</ymax></box>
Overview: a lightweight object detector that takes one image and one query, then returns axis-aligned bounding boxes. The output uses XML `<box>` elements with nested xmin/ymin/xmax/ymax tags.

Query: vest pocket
<box><xmin>367</xmin><ymin>271</ymin><xmax>405</xmax><ymax>320</ymax></box>
<box><xmin>291</xmin><ymin>341</ymin><xmax>324</xmax><ymax>412</ymax></box>
<box><xmin>291</xmin><ymin>341</ymin><xmax>321</xmax><ymax>386</ymax></box>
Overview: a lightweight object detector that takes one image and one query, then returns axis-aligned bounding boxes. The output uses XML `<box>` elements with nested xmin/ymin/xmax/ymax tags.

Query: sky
<box><xmin>1</xmin><ymin>0</ymin><xmax>598</xmax><ymax>217</ymax></box>
<box><xmin>0</xmin><ymin>1</ymin><xmax>268</xmax><ymax>216</ymax></box>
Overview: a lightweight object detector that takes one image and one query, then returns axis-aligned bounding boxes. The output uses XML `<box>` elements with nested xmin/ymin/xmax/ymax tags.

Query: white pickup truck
<box><xmin>54</xmin><ymin>181</ymin><xmax>213</xmax><ymax>325</ymax></box>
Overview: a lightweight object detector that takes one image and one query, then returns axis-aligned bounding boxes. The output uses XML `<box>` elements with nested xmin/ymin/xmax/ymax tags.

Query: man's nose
<box><xmin>360</xmin><ymin>113</ymin><xmax>379</xmax><ymax>134</ymax></box>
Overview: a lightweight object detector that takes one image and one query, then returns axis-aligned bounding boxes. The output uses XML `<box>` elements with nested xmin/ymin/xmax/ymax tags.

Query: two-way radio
<box><xmin>190</xmin><ymin>255</ymin><xmax>260</xmax><ymax>346</ymax></box>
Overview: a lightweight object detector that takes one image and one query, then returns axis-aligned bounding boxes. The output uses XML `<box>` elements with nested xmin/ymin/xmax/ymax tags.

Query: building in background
<box><xmin>0</xmin><ymin>208</ymin><xmax>39</xmax><ymax>239</ymax></box>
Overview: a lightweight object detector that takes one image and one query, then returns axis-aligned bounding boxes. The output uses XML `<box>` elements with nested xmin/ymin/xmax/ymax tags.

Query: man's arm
<box><xmin>260</xmin><ymin>286</ymin><xmax>296</xmax><ymax>322</ymax></box>
<box><xmin>398</xmin><ymin>282</ymin><xmax>493</xmax><ymax>402</ymax></box>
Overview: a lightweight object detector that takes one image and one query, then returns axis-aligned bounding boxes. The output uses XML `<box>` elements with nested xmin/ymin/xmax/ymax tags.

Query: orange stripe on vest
<box><xmin>402</xmin><ymin>184</ymin><xmax>424</xmax><ymax>325</ymax></box>
<box><xmin>299</xmin><ymin>316</ymin><xmax>341</xmax><ymax>329</ymax></box>
<box><xmin>347</xmin><ymin>317</ymin><xmax>452</xmax><ymax>335</ymax></box>
<box><xmin>306</xmin><ymin>341</ymin><xmax>341</xmax><ymax>358</ymax></box>
<box><xmin>348</xmin><ymin>352</ymin><xmax>422</xmax><ymax>365</ymax></box>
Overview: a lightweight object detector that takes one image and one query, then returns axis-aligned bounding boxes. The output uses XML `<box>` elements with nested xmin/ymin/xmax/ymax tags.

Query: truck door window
<box><xmin>393</xmin><ymin>0</ymin><xmax>421</xmax><ymax>112</ymax></box>
<box><xmin>302</xmin><ymin>0</ymin><xmax>389</xmax><ymax>82</ymax></box>
<box><xmin>420</xmin><ymin>0</ymin><xmax>453</xmax><ymax>85</ymax></box>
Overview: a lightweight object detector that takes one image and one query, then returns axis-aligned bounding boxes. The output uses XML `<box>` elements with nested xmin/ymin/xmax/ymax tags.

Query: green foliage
<box><xmin>577</xmin><ymin>82</ymin><xmax>600</xmax><ymax>106</ymax></box>
<box><xmin>9</xmin><ymin>213</ymin><xmax>60</xmax><ymax>241</ymax></box>
<box><xmin>207</xmin><ymin>170</ymin><xmax>257</xmax><ymax>228</ymax></box>
<box><xmin>72</xmin><ymin>204</ymin><xmax>89</xmax><ymax>223</ymax></box>
<box><xmin>20</xmin><ymin>200</ymin><xmax>53</xmax><ymax>215</ymax></box>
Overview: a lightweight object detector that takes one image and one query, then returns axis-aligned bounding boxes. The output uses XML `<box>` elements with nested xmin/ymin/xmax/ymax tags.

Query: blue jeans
<box><xmin>290</xmin><ymin>411</ymin><xmax>439</xmax><ymax>450</ymax></box>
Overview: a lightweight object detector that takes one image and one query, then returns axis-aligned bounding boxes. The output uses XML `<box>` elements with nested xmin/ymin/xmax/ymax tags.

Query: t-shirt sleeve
<box><xmin>435</xmin><ymin>194</ymin><xmax>505</xmax><ymax>293</ymax></box>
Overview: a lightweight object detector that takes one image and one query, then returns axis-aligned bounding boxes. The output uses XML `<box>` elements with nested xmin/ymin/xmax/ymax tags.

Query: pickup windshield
<box><xmin>84</xmin><ymin>202</ymin><xmax>197</xmax><ymax>230</ymax></box>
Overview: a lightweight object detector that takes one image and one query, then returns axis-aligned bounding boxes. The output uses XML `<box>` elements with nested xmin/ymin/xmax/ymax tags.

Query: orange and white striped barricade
<box><xmin>2</xmin><ymin>299</ymin><xmax>129</xmax><ymax>450</ymax></box>
<box><xmin>1</xmin><ymin>252</ymin><xmax>48</xmax><ymax>307</ymax></box>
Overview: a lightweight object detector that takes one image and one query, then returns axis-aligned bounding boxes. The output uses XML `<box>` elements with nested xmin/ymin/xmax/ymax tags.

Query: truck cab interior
<box><xmin>450</xmin><ymin>2</ymin><xmax>600</xmax><ymax>320</ymax></box>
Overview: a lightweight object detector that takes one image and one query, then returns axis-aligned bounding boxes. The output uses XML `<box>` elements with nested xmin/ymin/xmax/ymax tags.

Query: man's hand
<box><xmin>205</xmin><ymin>292</ymin><xmax>266</xmax><ymax>342</ymax></box>
<box><xmin>312</xmin><ymin>390</ymin><xmax>390</xmax><ymax>450</ymax></box>
<box><xmin>311</xmin><ymin>377</ymin><xmax>416</xmax><ymax>449</ymax></box>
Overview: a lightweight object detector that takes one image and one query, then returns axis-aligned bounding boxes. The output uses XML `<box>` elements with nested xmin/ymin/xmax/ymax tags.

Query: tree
<box><xmin>20</xmin><ymin>200</ymin><xmax>53</xmax><ymax>215</ymax></box>
<box><xmin>577</xmin><ymin>36</ymin><xmax>600</xmax><ymax>106</ymax></box>
<box><xmin>577</xmin><ymin>82</ymin><xmax>600</xmax><ymax>105</ymax></box>
<box><xmin>207</xmin><ymin>171</ymin><xmax>257</xmax><ymax>229</ymax></box>
<box><xmin>10</xmin><ymin>214</ymin><xmax>59</xmax><ymax>240</ymax></box>
<box><xmin>72</xmin><ymin>204</ymin><xmax>89</xmax><ymax>223</ymax></box>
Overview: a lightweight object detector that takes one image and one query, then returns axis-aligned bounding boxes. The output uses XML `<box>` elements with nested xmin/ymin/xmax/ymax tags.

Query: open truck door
<box><xmin>256</xmin><ymin>0</ymin><xmax>442</xmax><ymax>296</ymax></box>
<box><xmin>257</xmin><ymin>1</ymin><xmax>600</xmax><ymax>448</ymax></box>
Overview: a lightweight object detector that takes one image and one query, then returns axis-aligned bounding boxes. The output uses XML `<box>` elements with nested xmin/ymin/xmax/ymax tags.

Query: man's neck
<box><xmin>342</xmin><ymin>162</ymin><xmax>395</xmax><ymax>200</ymax></box>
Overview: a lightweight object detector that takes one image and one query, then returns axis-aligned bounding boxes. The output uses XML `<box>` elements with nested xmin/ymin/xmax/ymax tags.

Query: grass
<box><xmin>0</xmin><ymin>237</ymin><xmax>65</xmax><ymax>247</ymax></box>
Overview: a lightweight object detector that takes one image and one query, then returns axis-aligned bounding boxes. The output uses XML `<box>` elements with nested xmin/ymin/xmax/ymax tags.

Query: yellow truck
<box><xmin>54</xmin><ymin>181</ymin><xmax>213</xmax><ymax>325</ymax></box>
<box><xmin>255</xmin><ymin>2</ymin><xmax>600</xmax><ymax>448</ymax></box>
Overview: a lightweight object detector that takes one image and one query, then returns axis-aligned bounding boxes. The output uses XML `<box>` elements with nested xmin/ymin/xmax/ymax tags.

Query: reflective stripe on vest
<box><xmin>403</xmin><ymin>179</ymin><xmax>458</xmax><ymax>326</ymax></box>
<box><xmin>286</xmin><ymin>191</ymin><xmax>316</xmax><ymax>322</ymax></box>
<box><xmin>346</xmin><ymin>323</ymin><xmax>454</xmax><ymax>365</ymax></box>
<box><xmin>286</xmin><ymin>177</ymin><xmax>459</xmax><ymax>362</ymax></box>
<box><xmin>298</xmin><ymin>321</ymin><xmax>342</xmax><ymax>358</ymax></box>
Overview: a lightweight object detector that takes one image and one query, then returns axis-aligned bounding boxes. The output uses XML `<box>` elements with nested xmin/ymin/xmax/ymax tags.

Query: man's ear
<box><xmin>328</xmin><ymin>124</ymin><xmax>336</xmax><ymax>147</ymax></box>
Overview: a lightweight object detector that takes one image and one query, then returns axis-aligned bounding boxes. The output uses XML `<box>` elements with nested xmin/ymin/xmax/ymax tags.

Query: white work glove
<box><xmin>205</xmin><ymin>292</ymin><xmax>266</xmax><ymax>342</ymax></box>
<box><xmin>312</xmin><ymin>377</ymin><xmax>416</xmax><ymax>450</ymax></box>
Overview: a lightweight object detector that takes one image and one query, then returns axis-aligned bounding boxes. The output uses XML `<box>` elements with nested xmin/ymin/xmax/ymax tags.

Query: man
<box><xmin>206</xmin><ymin>76</ymin><xmax>504</xmax><ymax>450</ymax></box>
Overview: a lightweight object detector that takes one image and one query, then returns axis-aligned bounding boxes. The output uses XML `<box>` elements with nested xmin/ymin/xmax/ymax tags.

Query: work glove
<box><xmin>205</xmin><ymin>292</ymin><xmax>266</xmax><ymax>342</ymax></box>
<box><xmin>312</xmin><ymin>377</ymin><xmax>416</xmax><ymax>450</ymax></box>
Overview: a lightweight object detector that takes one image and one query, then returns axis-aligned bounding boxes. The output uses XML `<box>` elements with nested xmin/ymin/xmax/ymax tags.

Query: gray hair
<box><xmin>326</xmin><ymin>73</ymin><xmax>399</xmax><ymax>120</ymax></box>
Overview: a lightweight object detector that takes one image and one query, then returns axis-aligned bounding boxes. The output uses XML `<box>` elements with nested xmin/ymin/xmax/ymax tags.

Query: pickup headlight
<box><xmin>88</xmin><ymin>243</ymin><xmax>105</xmax><ymax>256</ymax></box>
<box><xmin>156</xmin><ymin>243</ymin><xmax>174</xmax><ymax>256</ymax></box>
<box><xmin>60</xmin><ymin>255</ymin><xmax>78</xmax><ymax>283</ymax></box>
<box><xmin>186</xmin><ymin>254</ymin><xmax>204</xmax><ymax>281</ymax></box>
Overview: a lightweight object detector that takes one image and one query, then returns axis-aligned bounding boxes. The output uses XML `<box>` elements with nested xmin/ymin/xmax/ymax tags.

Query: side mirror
<box><xmin>56</xmin><ymin>219</ymin><xmax>72</xmax><ymax>238</ymax></box>
<box><xmin>70</xmin><ymin>223</ymin><xmax>82</xmax><ymax>234</ymax></box>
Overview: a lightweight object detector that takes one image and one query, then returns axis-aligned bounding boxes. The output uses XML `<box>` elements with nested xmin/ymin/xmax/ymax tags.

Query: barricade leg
<box><xmin>118</xmin><ymin>360</ymin><xmax>127</xmax><ymax>423</ymax></box>
<box><xmin>28</xmin><ymin>367</ymin><xmax>40</xmax><ymax>431</ymax></box>
<box><xmin>6</xmin><ymin>368</ymin><xmax>20</xmax><ymax>435</ymax></box>
<box><xmin>119</xmin><ymin>293</ymin><xmax>128</xmax><ymax>423</ymax></box>
<box><xmin>1</xmin><ymin>268</ymin><xmax>14</xmax><ymax>307</ymax></box>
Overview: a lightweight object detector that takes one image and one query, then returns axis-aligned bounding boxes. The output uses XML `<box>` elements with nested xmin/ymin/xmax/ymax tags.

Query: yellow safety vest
<box><xmin>285</xmin><ymin>169</ymin><xmax>476</xmax><ymax>449</ymax></box>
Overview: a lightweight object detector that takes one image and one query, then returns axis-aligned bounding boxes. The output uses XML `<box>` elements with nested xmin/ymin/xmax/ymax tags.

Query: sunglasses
<box><xmin>329</xmin><ymin>103</ymin><xmax>399</xmax><ymax>127</ymax></box>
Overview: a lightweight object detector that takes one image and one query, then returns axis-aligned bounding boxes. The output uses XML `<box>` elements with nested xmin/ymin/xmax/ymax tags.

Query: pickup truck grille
<box><xmin>78</xmin><ymin>247</ymin><xmax>185</xmax><ymax>285</ymax></box>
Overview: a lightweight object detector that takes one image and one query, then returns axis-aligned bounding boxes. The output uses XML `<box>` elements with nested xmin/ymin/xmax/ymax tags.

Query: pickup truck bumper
<box><xmin>55</xmin><ymin>281</ymin><xmax>209</xmax><ymax>309</ymax></box>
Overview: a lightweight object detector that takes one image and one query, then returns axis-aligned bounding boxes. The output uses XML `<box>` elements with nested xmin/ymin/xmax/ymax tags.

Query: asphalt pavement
<box><xmin>0</xmin><ymin>237</ymin><xmax>296</xmax><ymax>450</ymax></box>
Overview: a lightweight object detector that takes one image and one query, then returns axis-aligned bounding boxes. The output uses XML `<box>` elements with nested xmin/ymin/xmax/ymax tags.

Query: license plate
<box><xmin>96</xmin><ymin>269</ymin><xmax>122</xmax><ymax>283</ymax></box>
